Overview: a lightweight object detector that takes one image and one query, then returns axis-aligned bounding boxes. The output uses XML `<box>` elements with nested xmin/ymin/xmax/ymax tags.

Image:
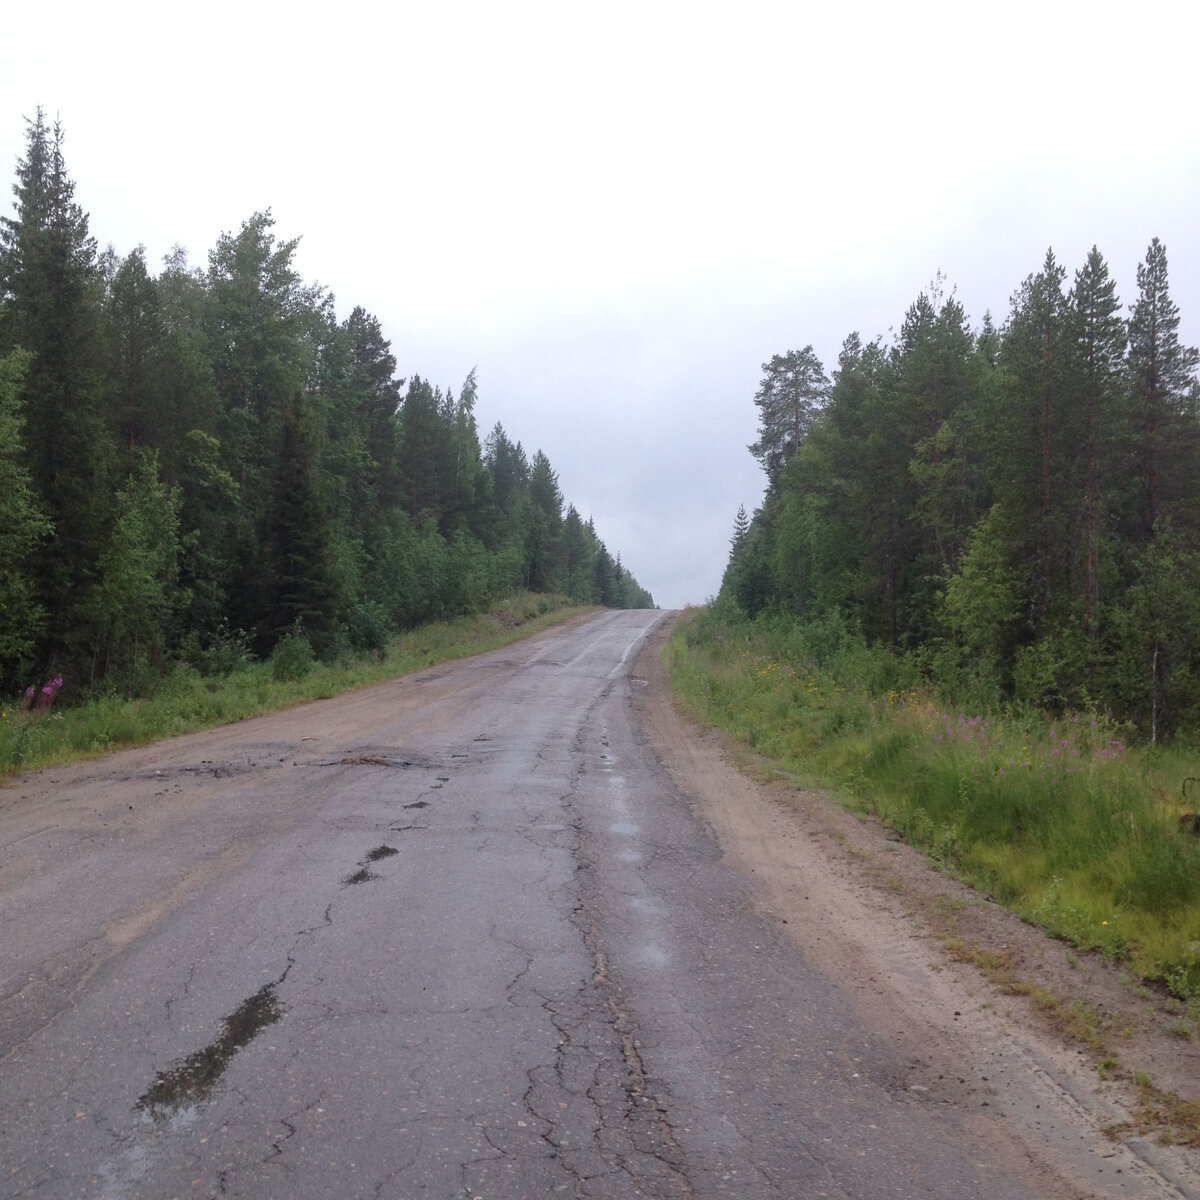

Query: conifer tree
<box><xmin>1126</xmin><ymin>238</ymin><xmax>1200</xmax><ymax>540</ymax></box>
<box><xmin>749</xmin><ymin>345</ymin><xmax>829</xmax><ymax>481</ymax></box>
<box><xmin>1069</xmin><ymin>247</ymin><xmax>1124</xmax><ymax>641</ymax></box>
<box><xmin>0</xmin><ymin>348</ymin><xmax>51</xmax><ymax>682</ymax></box>
<box><xmin>0</xmin><ymin>109</ymin><xmax>114</xmax><ymax>653</ymax></box>
<box><xmin>994</xmin><ymin>249</ymin><xmax>1074</xmax><ymax>632</ymax></box>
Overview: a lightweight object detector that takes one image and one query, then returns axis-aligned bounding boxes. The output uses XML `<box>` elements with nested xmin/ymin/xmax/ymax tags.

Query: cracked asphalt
<box><xmin>0</xmin><ymin>610</ymin><xmax>1035</xmax><ymax>1198</ymax></box>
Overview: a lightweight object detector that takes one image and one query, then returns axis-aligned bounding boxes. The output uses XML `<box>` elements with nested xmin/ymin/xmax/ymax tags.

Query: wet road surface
<box><xmin>0</xmin><ymin>610</ymin><xmax>1036</xmax><ymax>1197</ymax></box>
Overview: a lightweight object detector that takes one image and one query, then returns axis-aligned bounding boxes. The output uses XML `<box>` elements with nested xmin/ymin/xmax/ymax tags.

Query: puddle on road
<box><xmin>136</xmin><ymin>984</ymin><xmax>282</xmax><ymax>1120</ymax></box>
<box><xmin>337</xmin><ymin>755</ymin><xmax>412</xmax><ymax>768</ymax></box>
<box><xmin>609</xmin><ymin>821</ymin><xmax>639</xmax><ymax>836</ymax></box>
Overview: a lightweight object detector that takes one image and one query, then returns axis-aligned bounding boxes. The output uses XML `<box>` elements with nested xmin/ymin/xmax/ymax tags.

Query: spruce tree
<box><xmin>0</xmin><ymin>348</ymin><xmax>52</xmax><ymax>683</ymax></box>
<box><xmin>0</xmin><ymin>109</ymin><xmax>115</xmax><ymax>660</ymax></box>
<box><xmin>1068</xmin><ymin>247</ymin><xmax>1124</xmax><ymax>642</ymax></box>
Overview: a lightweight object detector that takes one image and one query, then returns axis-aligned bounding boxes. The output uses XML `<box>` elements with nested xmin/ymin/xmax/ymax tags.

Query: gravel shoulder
<box><xmin>636</xmin><ymin>614</ymin><xmax>1200</xmax><ymax>1200</ymax></box>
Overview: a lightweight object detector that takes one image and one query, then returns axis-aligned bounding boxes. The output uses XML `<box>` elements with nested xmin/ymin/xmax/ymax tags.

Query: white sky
<box><xmin>3</xmin><ymin>1</ymin><xmax>1198</xmax><ymax>608</ymax></box>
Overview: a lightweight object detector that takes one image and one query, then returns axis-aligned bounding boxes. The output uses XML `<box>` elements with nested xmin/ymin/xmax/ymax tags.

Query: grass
<box><xmin>0</xmin><ymin>594</ymin><xmax>595</xmax><ymax>781</ymax></box>
<box><xmin>667</xmin><ymin>605</ymin><xmax>1200</xmax><ymax>1144</ymax></box>
<box><xmin>1110</xmin><ymin>1079</ymin><xmax>1200</xmax><ymax>1148</ymax></box>
<box><xmin>665</xmin><ymin>605</ymin><xmax>1200</xmax><ymax>996</ymax></box>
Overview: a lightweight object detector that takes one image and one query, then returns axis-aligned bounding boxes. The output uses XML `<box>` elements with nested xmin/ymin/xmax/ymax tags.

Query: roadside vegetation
<box><xmin>0</xmin><ymin>110</ymin><xmax>652</xmax><ymax>716</ymax></box>
<box><xmin>690</xmin><ymin>234</ymin><xmax>1200</xmax><ymax>1021</ymax></box>
<box><xmin>666</xmin><ymin>603</ymin><xmax>1200</xmax><ymax>1000</ymax></box>
<box><xmin>0</xmin><ymin>594</ymin><xmax>589</xmax><ymax>782</ymax></box>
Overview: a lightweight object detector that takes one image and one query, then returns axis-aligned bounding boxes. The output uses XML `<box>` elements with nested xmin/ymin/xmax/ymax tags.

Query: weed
<box><xmin>1115</xmin><ymin>1077</ymin><xmax>1200</xmax><ymax>1146</ymax></box>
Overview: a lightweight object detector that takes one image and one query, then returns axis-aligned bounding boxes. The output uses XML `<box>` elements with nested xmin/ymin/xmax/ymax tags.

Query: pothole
<box><xmin>136</xmin><ymin>984</ymin><xmax>283</xmax><ymax>1120</ymax></box>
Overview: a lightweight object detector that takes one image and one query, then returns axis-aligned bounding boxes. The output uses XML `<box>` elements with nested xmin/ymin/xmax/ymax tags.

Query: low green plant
<box><xmin>270</xmin><ymin>623</ymin><xmax>316</xmax><ymax>682</ymax></box>
<box><xmin>195</xmin><ymin>623</ymin><xmax>252</xmax><ymax>677</ymax></box>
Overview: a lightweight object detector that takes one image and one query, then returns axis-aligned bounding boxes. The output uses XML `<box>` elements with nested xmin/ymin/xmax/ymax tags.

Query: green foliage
<box><xmin>0</xmin><ymin>113</ymin><xmax>653</xmax><ymax>706</ymax></box>
<box><xmin>93</xmin><ymin>449</ymin><xmax>184</xmax><ymax>680</ymax></box>
<box><xmin>0</xmin><ymin>595</ymin><xmax>587</xmax><ymax>779</ymax></box>
<box><xmin>724</xmin><ymin>241</ymin><xmax>1200</xmax><ymax>738</ymax></box>
<box><xmin>749</xmin><ymin>345</ymin><xmax>830</xmax><ymax>481</ymax></box>
<box><xmin>269</xmin><ymin>622</ymin><xmax>316</xmax><ymax>682</ymax></box>
<box><xmin>940</xmin><ymin>504</ymin><xmax>1022</xmax><ymax>676</ymax></box>
<box><xmin>344</xmin><ymin>601</ymin><xmax>390</xmax><ymax>656</ymax></box>
<box><xmin>669</xmin><ymin>607</ymin><xmax>1200</xmax><ymax>989</ymax></box>
<box><xmin>191</xmin><ymin>623</ymin><xmax>252</xmax><ymax>677</ymax></box>
<box><xmin>0</xmin><ymin>108</ymin><xmax>115</xmax><ymax>654</ymax></box>
<box><xmin>0</xmin><ymin>348</ymin><xmax>51</xmax><ymax>680</ymax></box>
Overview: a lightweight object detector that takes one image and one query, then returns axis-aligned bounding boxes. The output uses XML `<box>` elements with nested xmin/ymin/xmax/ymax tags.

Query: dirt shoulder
<box><xmin>635</xmin><ymin>614</ymin><xmax>1200</xmax><ymax>1200</ymax></box>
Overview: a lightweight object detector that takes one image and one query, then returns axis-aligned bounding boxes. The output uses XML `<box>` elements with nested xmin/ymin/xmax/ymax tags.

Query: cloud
<box><xmin>2</xmin><ymin>1</ymin><xmax>1198</xmax><ymax>607</ymax></box>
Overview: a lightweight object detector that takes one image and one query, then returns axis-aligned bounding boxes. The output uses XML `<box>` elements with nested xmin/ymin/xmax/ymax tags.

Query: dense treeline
<box><xmin>723</xmin><ymin>245</ymin><xmax>1200</xmax><ymax>739</ymax></box>
<box><xmin>0</xmin><ymin>111</ymin><xmax>652</xmax><ymax>697</ymax></box>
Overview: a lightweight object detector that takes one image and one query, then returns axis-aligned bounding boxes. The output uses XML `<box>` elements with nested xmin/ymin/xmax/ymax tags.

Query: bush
<box><xmin>345</xmin><ymin>601</ymin><xmax>391</xmax><ymax>655</ymax></box>
<box><xmin>190</xmin><ymin>624</ymin><xmax>252</xmax><ymax>677</ymax></box>
<box><xmin>270</xmin><ymin>623</ymin><xmax>315</xmax><ymax>682</ymax></box>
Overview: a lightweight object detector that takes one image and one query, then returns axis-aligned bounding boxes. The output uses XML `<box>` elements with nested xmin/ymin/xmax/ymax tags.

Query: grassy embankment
<box><xmin>665</xmin><ymin>605</ymin><xmax>1200</xmax><ymax>1000</ymax></box>
<box><xmin>0</xmin><ymin>594</ymin><xmax>592</xmax><ymax>781</ymax></box>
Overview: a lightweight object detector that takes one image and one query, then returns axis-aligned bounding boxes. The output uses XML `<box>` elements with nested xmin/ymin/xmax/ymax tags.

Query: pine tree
<box><xmin>1126</xmin><ymin>238</ymin><xmax>1200</xmax><ymax>539</ymax></box>
<box><xmin>749</xmin><ymin>346</ymin><xmax>829</xmax><ymax>480</ymax></box>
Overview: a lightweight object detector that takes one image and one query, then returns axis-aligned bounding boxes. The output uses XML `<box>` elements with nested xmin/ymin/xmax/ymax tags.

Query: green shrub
<box><xmin>345</xmin><ymin>601</ymin><xmax>391</xmax><ymax>655</ymax></box>
<box><xmin>200</xmin><ymin>624</ymin><xmax>252</xmax><ymax>677</ymax></box>
<box><xmin>270</xmin><ymin>624</ymin><xmax>315</xmax><ymax>682</ymax></box>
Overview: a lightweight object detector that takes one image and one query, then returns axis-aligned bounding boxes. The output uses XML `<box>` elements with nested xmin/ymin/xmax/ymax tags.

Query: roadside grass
<box><xmin>664</xmin><ymin>605</ymin><xmax>1200</xmax><ymax>997</ymax></box>
<box><xmin>1111</xmin><ymin>1080</ymin><xmax>1200</xmax><ymax>1148</ymax></box>
<box><xmin>667</xmin><ymin>603</ymin><xmax>1200</xmax><ymax>1144</ymax></box>
<box><xmin>0</xmin><ymin>594</ymin><xmax>594</xmax><ymax>781</ymax></box>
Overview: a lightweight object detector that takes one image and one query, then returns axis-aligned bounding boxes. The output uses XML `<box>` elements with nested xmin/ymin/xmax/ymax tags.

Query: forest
<box><xmin>0</xmin><ymin>111</ymin><xmax>653</xmax><ymax>700</ymax></box>
<box><xmin>723</xmin><ymin>242</ymin><xmax>1200</xmax><ymax>740</ymax></box>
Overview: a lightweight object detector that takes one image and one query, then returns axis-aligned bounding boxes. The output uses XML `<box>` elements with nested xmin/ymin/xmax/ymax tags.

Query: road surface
<box><xmin>0</xmin><ymin>610</ymin><xmax>1189</xmax><ymax>1197</ymax></box>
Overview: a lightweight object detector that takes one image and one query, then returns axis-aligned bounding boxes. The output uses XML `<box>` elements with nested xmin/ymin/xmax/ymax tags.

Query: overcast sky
<box><xmin>3</xmin><ymin>2</ymin><xmax>1198</xmax><ymax>608</ymax></box>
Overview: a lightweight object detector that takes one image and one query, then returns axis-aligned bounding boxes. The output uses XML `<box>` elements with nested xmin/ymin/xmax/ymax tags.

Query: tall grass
<box><xmin>666</xmin><ymin>605</ymin><xmax>1200</xmax><ymax>994</ymax></box>
<box><xmin>0</xmin><ymin>594</ymin><xmax>591</xmax><ymax>781</ymax></box>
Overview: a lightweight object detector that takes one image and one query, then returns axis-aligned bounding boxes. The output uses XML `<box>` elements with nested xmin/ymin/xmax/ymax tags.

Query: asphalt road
<box><xmin>0</xmin><ymin>610</ymin><xmax>1036</xmax><ymax>1198</ymax></box>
